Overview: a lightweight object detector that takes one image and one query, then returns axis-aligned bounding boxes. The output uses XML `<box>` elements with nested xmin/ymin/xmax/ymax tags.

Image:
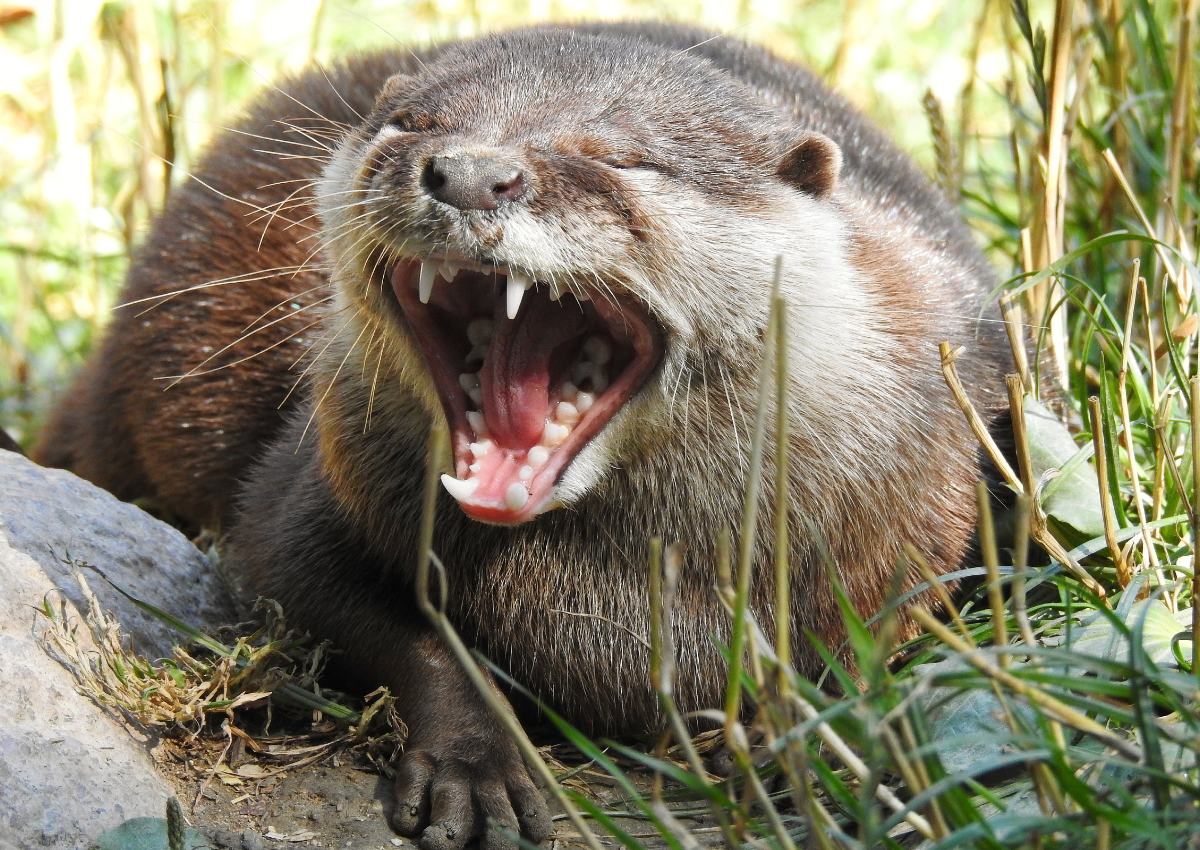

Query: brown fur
<box><xmin>35</xmin><ymin>23</ymin><xmax>1010</xmax><ymax>850</ymax></box>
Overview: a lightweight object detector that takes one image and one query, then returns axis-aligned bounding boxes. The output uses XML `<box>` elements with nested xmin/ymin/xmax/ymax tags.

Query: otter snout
<box><xmin>422</xmin><ymin>152</ymin><xmax>528</xmax><ymax>210</ymax></box>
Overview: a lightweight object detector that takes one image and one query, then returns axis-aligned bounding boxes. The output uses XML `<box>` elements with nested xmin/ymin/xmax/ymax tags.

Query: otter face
<box><xmin>318</xmin><ymin>28</ymin><xmax>846</xmax><ymax>525</ymax></box>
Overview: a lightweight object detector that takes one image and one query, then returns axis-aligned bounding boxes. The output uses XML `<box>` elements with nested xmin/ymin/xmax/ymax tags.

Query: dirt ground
<box><xmin>150</xmin><ymin>724</ymin><xmax>719</xmax><ymax>850</ymax></box>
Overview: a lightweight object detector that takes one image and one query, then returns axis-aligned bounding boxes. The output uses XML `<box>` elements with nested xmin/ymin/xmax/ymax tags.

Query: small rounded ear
<box><xmin>776</xmin><ymin>131</ymin><xmax>842</xmax><ymax>199</ymax></box>
<box><xmin>372</xmin><ymin>73</ymin><xmax>414</xmax><ymax>113</ymax></box>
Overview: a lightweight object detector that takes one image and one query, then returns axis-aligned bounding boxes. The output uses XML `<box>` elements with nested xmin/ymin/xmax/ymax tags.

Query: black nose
<box><xmin>422</xmin><ymin>154</ymin><xmax>527</xmax><ymax>210</ymax></box>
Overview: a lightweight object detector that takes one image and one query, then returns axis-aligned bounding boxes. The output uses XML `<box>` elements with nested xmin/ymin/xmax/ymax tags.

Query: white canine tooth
<box><xmin>560</xmin><ymin>381</ymin><xmax>578</xmax><ymax>401</ymax></box>
<box><xmin>507</xmin><ymin>272</ymin><xmax>531</xmax><ymax>319</ymax></box>
<box><xmin>465</xmin><ymin>345</ymin><xmax>488</xmax><ymax>364</ymax></box>
<box><xmin>518</xmin><ymin>465</ymin><xmax>533</xmax><ymax>480</ymax></box>
<box><xmin>583</xmin><ymin>336</ymin><xmax>612</xmax><ymax>366</ymax></box>
<box><xmin>466</xmin><ymin>319</ymin><xmax>494</xmax><ymax>346</ymax></box>
<box><xmin>556</xmin><ymin>401</ymin><xmax>579</xmax><ymax>424</ymax></box>
<box><xmin>576</xmin><ymin>392</ymin><xmax>595</xmax><ymax>413</ymax></box>
<box><xmin>527</xmin><ymin>446</ymin><xmax>549</xmax><ymax>467</ymax></box>
<box><xmin>439</xmin><ymin>262</ymin><xmax>459</xmax><ymax>281</ymax></box>
<box><xmin>466</xmin><ymin>411</ymin><xmax>487</xmax><ymax>436</ymax></box>
<box><xmin>419</xmin><ymin>262</ymin><xmax>437</xmax><ymax>304</ymax></box>
<box><xmin>542</xmin><ymin>421</ymin><xmax>569</xmax><ymax>446</ymax></box>
<box><xmin>458</xmin><ymin>372</ymin><xmax>481</xmax><ymax>392</ymax></box>
<box><xmin>468</xmin><ymin>388</ymin><xmax>482</xmax><ymax>406</ymax></box>
<box><xmin>441</xmin><ymin>474</ymin><xmax>479</xmax><ymax>502</ymax></box>
<box><xmin>505</xmin><ymin>482</ymin><xmax>529</xmax><ymax>511</ymax></box>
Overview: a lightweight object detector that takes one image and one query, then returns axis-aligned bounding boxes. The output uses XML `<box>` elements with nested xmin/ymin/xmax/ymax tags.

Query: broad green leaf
<box><xmin>1024</xmin><ymin>398</ymin><xmax>1104</xmax><ymax>536</ymax></box>
<box><xmin>1068</xmin><ymin>597</ymin><xmax>1188</xmax><ymax>666</ymax></box>
<box><xmin>92</xmin><ymin>818</ymin><xmax>210</xmax><ymax>850</ymax></box>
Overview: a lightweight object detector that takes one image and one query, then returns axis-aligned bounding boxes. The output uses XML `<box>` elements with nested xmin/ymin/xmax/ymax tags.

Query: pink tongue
<box><xmin>481</xmin><ymin>294</ymin><xmax>587</xmax><ymax>447</ymax></box>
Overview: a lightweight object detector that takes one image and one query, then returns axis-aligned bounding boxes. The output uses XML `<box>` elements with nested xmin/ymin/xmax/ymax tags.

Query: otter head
<box><xmin>319</xmin><ymin>27</ymin><xmax>845</xmax><ymax>525</ymax></box>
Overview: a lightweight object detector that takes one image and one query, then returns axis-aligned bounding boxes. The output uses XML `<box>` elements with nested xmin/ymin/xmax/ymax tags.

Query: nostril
<box><xmin>491</xmin><ymin>171</ymin><xmax>526</xmax><ymax>202</ymax></box>
<box><xmin>422</xmin><ymin>159</ymin><xmax>447</xmax><ymax>194</ymax></box>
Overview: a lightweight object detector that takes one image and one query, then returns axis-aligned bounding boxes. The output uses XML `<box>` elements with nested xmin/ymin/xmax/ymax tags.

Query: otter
<box><xmin>35</xmin><ymin>22</ymin><xmax>1010</xmax><ymax>850</ymax></box>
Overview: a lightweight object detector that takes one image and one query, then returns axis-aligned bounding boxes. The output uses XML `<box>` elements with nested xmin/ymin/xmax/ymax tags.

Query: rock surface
<box><xmin>0</xmin><ymin>449</ymin><xmax>239</xmax><ymax>849</ymax></box>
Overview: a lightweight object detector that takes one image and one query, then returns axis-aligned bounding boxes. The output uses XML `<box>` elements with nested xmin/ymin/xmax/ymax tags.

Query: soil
<box><xmin>148</xmin><ymin>722</ymin><xmax>723</xmax><ymax>850</ymax></box>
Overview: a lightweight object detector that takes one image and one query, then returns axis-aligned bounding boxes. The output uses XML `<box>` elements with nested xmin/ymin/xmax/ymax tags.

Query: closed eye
<box><xmin>599</xmin><ymin>152</ymin><xmax>646</xmax><ymax>170</ymax></box>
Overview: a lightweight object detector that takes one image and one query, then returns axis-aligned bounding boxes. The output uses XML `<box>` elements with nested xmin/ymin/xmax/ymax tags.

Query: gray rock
<box><xmin>0</xmin><ymin>449</ymin><xmax>238</xmax><ymax>658</ymax></box>
<box><xmin>0</xmin><ymin>449</ymin><xmax>239</xmax><ymax>849</ymax></box>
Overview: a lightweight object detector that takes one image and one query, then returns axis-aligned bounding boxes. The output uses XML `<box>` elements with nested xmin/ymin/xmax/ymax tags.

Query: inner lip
<box><xmin>390</xmin><ymin>255</ymin><xmax>662</xmax><ymax>524</ymax></box>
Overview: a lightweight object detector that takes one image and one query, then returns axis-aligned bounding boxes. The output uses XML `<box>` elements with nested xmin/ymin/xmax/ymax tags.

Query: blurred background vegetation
<box><xmin>0</xmin><ymin>0</ymin><xmax>1029</xmax><ymax>446</ymax></box>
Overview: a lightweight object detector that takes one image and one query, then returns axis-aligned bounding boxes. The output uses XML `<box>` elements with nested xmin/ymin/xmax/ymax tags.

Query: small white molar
<box><xmin>576</xmin><ymin>392</ymin><xmax>595</xmax><ymax>413</ymax></box>
<box><xmin>466</xmin><ymin>318</ymin><xmax>494</xmax><ymax>346</ymax></box>
<box><xmin>556</xmin><ymin>401</ymin><xmax>580</xmax><ymax>424</ymax></box>
<box><xmin>576</xmin><ymin>290</ymin><xmax>592</xmax><ymax>302</ymax></box>
<box><xmin>542</xmin><ymin>421</ymin><xmax>570</xmax><ymax>447</ymax></box>
<box><xmin>419</xmin><ymin>262</ymin><xmax>437</xmax><ymax>304</ymax></box>
<box><xmin>469</xmin><ymin>462</ymin><xmax>481</xmax><ymax>473</ymax></box>
<box><xmin>505</xmin><ymin>482</ymin><xmax>530</xmax><ymax>510</ymax></box>
<box><xmin>458</xmin><ymin>372</ymin><xmax>481</xmax><ymax>392</ymax></box>
<box><xmin>465</xmin><ymin>344</ymin><xmax>488</xmax><ymax>364</ymax></box>
<box><xmin>527</xmin><ymin>445</ymin><xmax>549</xmax><ymax>467</ymax></box>
<box><xmin>441</xmin><ymin>474</ymin><xmax>478</xmax><ymax>501</ymax></box>
<box><xmin>572</xmin><ymin>361</ymin><xmax>595</xmax><ymax>386</ymax></box>
<box><xmin>560</xmin><ymin>381</ymin><xmax>578</xmax><ymax>401</ymax></box>
<box><xmin>518</xmin><ymin>465</ymin><xmax>533</xmax><ymax>481</ymax></box>
<box><xmin>583</xmin><ymin>336</ymin><xmax>612</xmax><ymax>366</ymax></box>
<box><xmin>439</xmin><ymin>262</ymin><xmax>460</xmax><ymax>281</ymax></box>
<box><xmin>466</xmin><ymin>411</ymin><xmax>487</xmax><ymax>436</ymax></box>
<box><xmin>468</xmin><ymin>388</ymin><xmax>482</xmax><ymax>406</ymax></box>
<box><xmin>591</xmin><ymin>372</ymin><xmax>609</xmax><ymax>393</ymax></box>
<box><xmin>469</xmin><ymin>439</ymin><xmax>493</xmax><ymax>458</ymax></box>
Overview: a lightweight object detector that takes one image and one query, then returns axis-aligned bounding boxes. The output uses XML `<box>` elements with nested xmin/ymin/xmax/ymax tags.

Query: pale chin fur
<box><xmin>315</xmin><ymin>124</ymin><xmax>898</xmax><ymax>520</ymax></box>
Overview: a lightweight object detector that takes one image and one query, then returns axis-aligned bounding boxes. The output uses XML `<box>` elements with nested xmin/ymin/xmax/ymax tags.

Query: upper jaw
<box><xmin>387</xmin><ymin>253</ymin><xmax>662</xmax><ymax>525</ymax></box>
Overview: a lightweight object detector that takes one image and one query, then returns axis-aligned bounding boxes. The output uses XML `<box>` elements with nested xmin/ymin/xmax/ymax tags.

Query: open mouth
<box><xmin>390</xmin><ymin>256</ymin><xmax>662</xmax><ymax>524</ymax></box>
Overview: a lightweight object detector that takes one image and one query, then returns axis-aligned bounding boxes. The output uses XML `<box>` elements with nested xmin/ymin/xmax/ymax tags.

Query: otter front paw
<box><xmin>391</xmin><ymin>741</ymin><xmax>552</xmax><ymax>850</ymax></box>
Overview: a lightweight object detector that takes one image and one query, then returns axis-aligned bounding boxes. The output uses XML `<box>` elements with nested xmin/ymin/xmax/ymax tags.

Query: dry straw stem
<box><xmin>1117</xmin><ymin>261</ymin><xmax>1166</xmax><ymax>595</ymax></box>
<box><xmin>1101</xmin><ymin>149</ymin><xmax>1185</xmax><ymax>302</ymax></box>
<box><xmin>909</xmin><ymin>607</ymin><xmax>1145</xmax><ymax>762</ymax></box>
<box><xmin>940</xmin><ymin>342</ymin><xmax>1108</xmax><ymax>601</ymax></box>
<box><xmin>975</xmin><ymin>481</ymin><xmax>1008</xmax><ymax>665</ymax></box>
<box><xmin>1025</xmin><ymin>0</ymin><xmax>1078</xmax><ymax>390</ymax></box>
<box><xmin>1010</xmin><ymin>495</ymin><xmax>1038</xmax><ymax>649</ymax></box>
<box><xmin>1192</xmin><ymin>375</ymin><xmax>1200</xmax><ymax>673</ymax></box>
<box><xmin>1000</xmin><ymin>294</ymin><xmax>1033</xmax><ymax>394</ymax></box>
<box><xmin>1165</xmin><ymin>0</ymin><xmax>1198</xmax><ymax>258</ymax></box>
<box><xmin>413</xmin><ymin>423</ymin><xmax>605</xmax><ymax>850</ymax></box>
<box><xmin>1087</xmin><ymin>396</ymin><xmax>1131</xmax><ymax>588</ymax></box>
<box><xmin>646</xmin><ymin>541</ymin><xmax>738</xmax><ymax>850</ymax></box>
<box><xmin>906</xmin><ymin>543</ymin><xmax>974</xmax><ymax>644</ymax></box>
